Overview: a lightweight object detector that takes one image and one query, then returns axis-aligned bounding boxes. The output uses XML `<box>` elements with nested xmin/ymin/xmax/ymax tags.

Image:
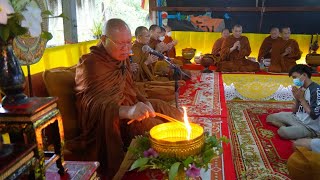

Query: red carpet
<box><xmin>227</xmin><ymin>101</ymin><xmax>294</xmax><ymax>179</ymax></box>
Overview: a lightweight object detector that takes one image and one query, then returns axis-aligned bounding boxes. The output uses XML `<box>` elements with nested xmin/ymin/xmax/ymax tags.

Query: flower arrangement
<box><xmin>0</xmin><ymin>0</ymin><xmax>63</xmax><ymax>45</ymax></box>
<box><xmin>129</xmin><ymin>133</ymin><xmax>228</xmax><ymax>180</ymax></box>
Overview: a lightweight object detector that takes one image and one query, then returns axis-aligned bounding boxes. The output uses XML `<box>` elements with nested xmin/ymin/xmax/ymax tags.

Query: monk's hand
<box><xmin>130</xmin><ymin>63</ymin><xmax>139</xmax><ymax>73</ymax></box>
<box><xmin>127</xmin><ymin>102</ymin><xmax>155</xmax><ymax>121</ymax></box>
<box><xmin>283</xmin><ymin>47</ymin><xmax>292</xmax><ymax>56</ymax></box>
<box><xmin>172</xmin><ymin>40</ymin><xmax>178</xmax><ymax>46</ymax></box>
<box><xmin>293</xmin><ymin>138</ymin><xmax>312</xmax><ymax>150</ymax></box>
<box><xmin>145</xmin><ymin>54</ymin><xmax>158</xmax><ymax>65</ymax></box>
<box><xmin>144</xmin><ymin>101</ymin><xmax>156</xmax><ymax>118</ymax></box>
<box><xmin>156</xmin><ymin>42</ymin><xmax>166</xmax><ymax>52</ymax></box>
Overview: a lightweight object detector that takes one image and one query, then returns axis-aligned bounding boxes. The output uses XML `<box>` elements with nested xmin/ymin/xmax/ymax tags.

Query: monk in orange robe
<box><xmin>217</xmin><ymin>25</ymin><xmax>260</xmax><ymax>72</ymax></box>
<box><xmin>258</xmin><ymin>27</ymin><xmax>280</xmax><ymax>62</ymax></box>
<box><xmin>212</xmin><ymin>28</ymin><xmax>230</xmax><ymax>56</ymax></box>
<box><xmin>211</xmin><ymin>28</ymin><xmax>229</xmax><ymax>65</ymax></box>
<box><xmin>149</xmin><ymin>25</ymin><xmax>166</xmax><ymax>51</ymax></box>
<box><xmin>75</xmin><ymin>19</ymin><xmax>182</xmax><ymax>179</ymax></box>
<box><xmin>132</xmin><ymin>26</ymin><xmax>184</xmax><ymax>101</ymax></box>
<box><xmin>269</xmin><ymin>27</ymin><xmax>302</xmax><ymax>73</ymax></box>
<box><xmin>163</xmin><ymin>25</ymin><xmax>178</xmax><ymax>58</ymax></box>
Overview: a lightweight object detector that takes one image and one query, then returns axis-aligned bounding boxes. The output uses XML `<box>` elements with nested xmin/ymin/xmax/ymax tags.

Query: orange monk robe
<box><xmin>132</xmin><ymin>41</ymin><xmax>155</xmax><ymax>81</ymax></box>
<box><xmin>163</xmin><ymin>35</ymin><xmax>176</xmax><ymax>58</ymax></box>
<box><xmin>258</xmin><ymin>36</ymin><xmax>281</xmax><ymax>62</ymax></box>
<box><xmin>211</xmin><ymin>37</ymin><xmax>225</xmax><ymax>65</ymax></box>
<box><xmin>149</xmin><ymin>38</ymin><xmax>161</xmax><ymax>50</ymax></box>
<box><xmin>217</xmin><ymin>36</ymin><xmax>260</xmax><ymax>72</ymax></box>
<box><xmin>75</xmin><ymin>44</ymin><xmax>182</xmax><ymax>179</ymax></box>
<box><xmin>212</xmin><ymin>37</ymin><xmax>224</xmax><ymax>56</ymax></box>
<box><xmin>287</xmin><ymin>147</ymin><xmax>320</xmax><ymax>179</ymax></box>
<box><xmin>269</xmin><ymin>39</ymin><xmax>302</xmax><ymax>73</ymax></box>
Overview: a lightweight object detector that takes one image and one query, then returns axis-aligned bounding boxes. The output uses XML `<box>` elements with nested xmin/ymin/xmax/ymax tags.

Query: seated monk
<box><xmin>287</xmin><ymin>138</ymin><xmax>320</xmax><ymax>179</ymax></box>
<box><xmin>163</xmin><ymin>25</ymin><xmax>178</xmax><ymax>58</ymax></box>
<box><xmin>217</xmin><ymin>25</ymin><xmax>260</xmax><ymax>72</ymax></box>
<box><xmin>132</xmin><ymin>26</ymin><xmax>185</xmax><ymax>101</ymax></box>
<box><xmin>132</xmin><ymin>26</ymin><xmax>159</xmax><ymax>82</ymax></box>
<box><xmin>269</xmin><ymin>27</ymin><xmax>302</xmax><ymax>73</ymax></box>
<box><xmin>149</xmin><ymin>24</ymin><xmax>166</xmax><ymax>52</ymax></box>
<box><xmin>74</xmin><ymin>19</ymin><xmax>182</xmax><ymax>179</ymax></box>
<box><xmin>258</xmin><ymin>27</ymin><xmax>280</xmax><ymax>63</ymax></box>
<box><xmin>211</xmin><ymin>28</ymin><xmax>230</xmax><ymax>65</ymax></box>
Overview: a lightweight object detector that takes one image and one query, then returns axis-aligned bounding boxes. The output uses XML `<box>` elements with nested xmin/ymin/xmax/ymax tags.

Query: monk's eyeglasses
<box><xmin>107</xmin><ymin>37</ymin><xmax>132</xmax><ymax>50</ymax></box>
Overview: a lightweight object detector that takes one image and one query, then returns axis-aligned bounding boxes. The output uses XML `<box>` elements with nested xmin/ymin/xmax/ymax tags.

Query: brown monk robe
<box><xmin>75</xmin><ymin>19</ymin><xmax>182</xmax><ymax>179</ymax></box>
<box><xmin>211</xmin><ymin>28</ymin><xmax>230</xmax><ymax>65</ymax></box>
<box><xmin>258</xmin><ymin>27</ymin><xmax>281</xmax><ymax>62</ymax></box>
<box><xmin>132</xmin><ymin>26</ymin><xmax>186</xmax><ymax>102</ymax></box>
<box><xmin>163</xmin><ymin>25</ymin><xmax>177</xmax><ymax>58</ymax></box>
<box><xmin>287</xmin><ymin>139</ymin><xmax>320</xmax><ymax>179</ymax></box>
<box><xmin>149</xmin><ymin>24</ymin><xmax>162</xmax><ymax>50</ymax></box>
<box><xmin>269</xmin><ymin>28</ymin><xmax>302</xmax><ymax>73</ymax></box>
<box><xmin>217</xmin><ymin>25</ymin><xmax>260</xmax><ymax>72</ymax></box>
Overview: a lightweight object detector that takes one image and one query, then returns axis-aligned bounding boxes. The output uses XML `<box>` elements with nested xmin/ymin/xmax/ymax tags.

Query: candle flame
<box><xmin>182</xmin><ymin>106</ymin><xmax>192</xmax><ymax>140</ymax></box>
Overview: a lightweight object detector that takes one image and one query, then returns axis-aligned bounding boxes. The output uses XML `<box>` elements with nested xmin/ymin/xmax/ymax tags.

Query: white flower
<box><xmin>21</xmin><ymin>5</ymin><xmax>42</xmax><ymax>37</ymax></box>
<box><xmin>0</xmin><ymin>0</ymin><xmax>14</xmax><ymax>25</ymax></box>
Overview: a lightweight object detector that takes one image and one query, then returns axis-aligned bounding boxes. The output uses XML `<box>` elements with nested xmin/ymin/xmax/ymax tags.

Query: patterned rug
<box><xmin>179</xmin><ymin>71</ymin><xmax>227</xmax><ymax>118</ymax></box>
<box><xmin>227</xmin><ymin>101</ymin><xmax>295</xmax><ymax>179</ymax></box>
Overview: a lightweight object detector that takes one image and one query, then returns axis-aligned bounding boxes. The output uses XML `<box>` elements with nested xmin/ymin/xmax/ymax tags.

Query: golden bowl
<box><xmin>182</xmin><ymin>48</ymin><xmax>196</xmax><ymax>60</ymax></box>
<box><xmin>149</xmin><ymin>122</ymin><xmax>204</xmax><ymax>159</ymax></box>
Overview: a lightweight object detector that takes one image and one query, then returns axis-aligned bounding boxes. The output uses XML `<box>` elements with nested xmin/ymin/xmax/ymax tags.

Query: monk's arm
<box><xmin>239</xmin><ymin>38</ymin><xmax>251</xmax><ymax>57</ymax></box>
<box><xmin>287</xmin><ymin>41</ymin><xmax>302</xmax><ymax>60</ymax></box>
<box><xmin>220</xmin><ymin>39</ymin><xmax>232</xmax><ymax>61</ymax></box>
<box><xmin>258</xmin><ymin>39</ymin><xmax>268</xmax><ymax>61</ymax></box>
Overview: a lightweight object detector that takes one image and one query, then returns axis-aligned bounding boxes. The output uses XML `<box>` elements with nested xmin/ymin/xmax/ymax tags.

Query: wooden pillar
<box><xmin>62</xmin><ymin>0</ymin><xmax>78</xmax><ymax>43</ymax></box>
<box><xmin>149</xmin><ymin>0</ymin><xmax>157</xmax><ymax>25</ymax></box>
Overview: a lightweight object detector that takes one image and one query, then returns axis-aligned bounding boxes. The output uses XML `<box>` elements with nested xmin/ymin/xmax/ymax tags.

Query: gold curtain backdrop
<box><xmin>172</xmin><ymin>31</ymin><xmax>310</xmax><ymax>64</ymax></box>
<box><xmin>23</xmin><ymin>31</ymin><xmax>311</xmax><ymax>75</ymax></box>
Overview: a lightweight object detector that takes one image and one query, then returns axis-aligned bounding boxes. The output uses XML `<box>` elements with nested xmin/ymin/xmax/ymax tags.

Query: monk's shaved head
<box><xmin>221</xmin><ymin>28</ymin><xmax>230</xmax><ymax>38</ymax></box>
<box><xmin>270</xmin><ymin>27</ymin><xmax>280</xmax><ymax>39</ymax></box>
<box><xmin>101</xmin><ymin>18</ymin><xmax>132</xmax><ymax>61</ymax></box>
<box><xmin>281</xmin><ymin>27</ymin><xmax>291</xmax><ymax>40</ymax></box>
<box><xmin>281</xmin><ymin>27</ymin><xmax>291</xmax><ymax>33</ymax></box>
<box><xmin>149</xmin><ymin>24</ymin><xmax>160</xmax><ymax>31</ymax></box>
<box><xmin>103</xmin><ymin>18</ymin><xmax>130</xmax><ymax>37</ymax></box>
<box><xmin>233</xmin><ymin>24</ymin><xmax>242</xmax><ymax>30</ymax></box>
<box><xmin>135</xmin><ymin>26</ymin><xmax>148</xmax><ymax>37</ymax></box>
<box><xmin>232</xmin><ymin>25</ymin><xmax>242</xmax><ymax>38</ymax></box>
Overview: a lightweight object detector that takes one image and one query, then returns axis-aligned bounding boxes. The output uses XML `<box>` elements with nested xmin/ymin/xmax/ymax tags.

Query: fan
<box><xmin>12</xmin><ymin>0</ymin><xmax>49</xmax><ymax>97</ymax></box>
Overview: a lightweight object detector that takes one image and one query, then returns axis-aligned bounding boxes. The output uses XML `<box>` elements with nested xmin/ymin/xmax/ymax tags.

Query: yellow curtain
<box><xmin>22</xmin><ymin>40</ymin><xmax>99</xmax><ymax>75</ymax></box>
<box><xmin>172</xmin><ymin>31</ymin><xmax>310</xmax><ymax>64</ymax></box>
<box><xmin>24</xmin><ymin>32</ymin><xmax>311</xmax><ymax>75</ymax></box>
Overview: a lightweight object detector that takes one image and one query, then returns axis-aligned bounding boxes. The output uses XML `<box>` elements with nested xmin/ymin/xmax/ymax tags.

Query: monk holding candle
<box><xmin>217</xmin><ymin>25</ymin><xmax>260</xmax><ymax>72</ymax></box>
<box><xmin>75</xmin><ymin>19</ymin><xmax>182</xmax><ymax>179</ymax></box>
<box><xmin>258</xmin><ymin>27</ymin><xmax>281</xmax><ymax>63</ymax></box>
<box><xmin>268</xmin><ymin>27</ymin><xmax>302</xmax><ymax>73</ymax></box>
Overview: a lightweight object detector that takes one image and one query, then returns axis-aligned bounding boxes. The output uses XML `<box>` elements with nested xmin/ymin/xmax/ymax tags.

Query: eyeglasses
<box><xmin>107</xmin><ymin>37</ymin><xmax>132</xmax><ymax>50</ymax></box>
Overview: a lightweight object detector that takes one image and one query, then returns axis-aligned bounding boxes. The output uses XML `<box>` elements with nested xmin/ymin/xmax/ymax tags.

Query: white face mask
<box><xmin>166</xmin><ymin>31</ymin><xmax>172</xmax><ymax>37</ymax></box>
<box><xmin>159</xmin><ymin>36</ymin><xmax>165</xmax><ymax>41</ymax></box>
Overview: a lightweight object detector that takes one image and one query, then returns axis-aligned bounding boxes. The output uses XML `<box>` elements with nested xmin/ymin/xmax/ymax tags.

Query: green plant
<box><xmin>129</xmin><ymin>133</ymin><xmax>229</xmax><ymax>180</ymax></box>
<box><xmin>0</xmin><ymin>0</ymin><xmax>64</xmax><ymax>44</ymax></box>
<box><xmin>91</xmin><ymin>20</ymin><xmax>103</xmax><ymax>39</ymax></box>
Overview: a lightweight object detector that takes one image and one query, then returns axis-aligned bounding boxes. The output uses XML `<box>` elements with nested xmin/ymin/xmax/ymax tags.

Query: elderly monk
<box><xmin>163</xmin><ymin>25</ymin><xmax>178</xmax><ymax>58</ymax></box>
<box><xmin>217</xmin><ymin>25</ymin><xmax>260</xmax><ymax>72</ymax></box>
<box><xmin>212</xmin><ymin>28</ymin><xmax>230</xmax><ymax>56</ymax></box>
<box><xmin>269</xmin><ymin>27</ymin><xmax>302</xmax><ymax>73</ymax></box>
<box><xmin>287</xmin><ymin>138</ymin><xmax>320</xmax><ymax>179</ymax></box>
<box><xmin>75</xmin><ymin>19</ymin><xmax>182</xmax><ymax>179</ymax></box>
<box><xmin>258</xmin><ymin>27</ymin><xmax>281</xmax><ymax>62</ymax></box>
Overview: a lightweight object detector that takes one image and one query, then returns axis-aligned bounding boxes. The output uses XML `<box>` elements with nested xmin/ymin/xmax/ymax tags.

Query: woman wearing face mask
<box><xmin>266</xmin><ymin>64</ymin><xmax>320</xmax><ymax>140</ymax></box>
